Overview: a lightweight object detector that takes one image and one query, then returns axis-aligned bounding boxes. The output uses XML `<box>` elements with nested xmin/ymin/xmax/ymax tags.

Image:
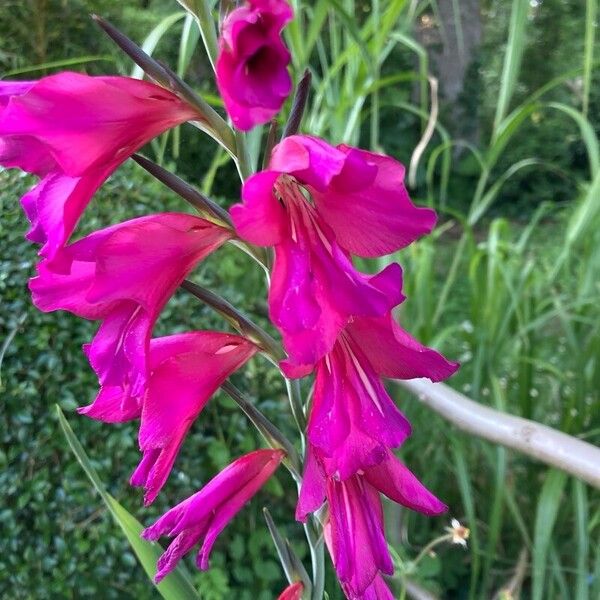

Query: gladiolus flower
<box><xmin>216</xmin><ymin>0</ymin><xmax>292</xmax><ymax>130</ymax></box>
<box><xmin>30</xmin><ymin>213</ymin><xmax>231</xmax><ymax>420</ymax></box>
<box><xmin>129</xmin><ymin>331</ymin><xmax>257</xmax><ymax>505</ymax></box>
<box><xmin>0</xmin><ymin>73</ymin><xmax>200</xmax><ymax>265</ymax></box>
<box><xmin>142</xmin><ymin>449</ymin><xmax>285</xmax><ymax>582</ymax></box>
<box><xmin>231</xmin><ymin>172</ymin><xmax>403</xmax><ymax>367</ymax></box>
<box><xmin>231</xmin><ymin>134</ymin><xmax>437</xmax><ymax>366</ymax></box>
<box><xmin>284</xmin><ymin>310</ymin><xmax>457</xmax><ymax>478</ymax></box>
<box><xmin>278</xmin><ymin>581</ymin><xmax>304</xmax><ymax>600</ymax></box>
<box><xmin>297</xmin><ymin>446</ymin><xmax>446</xmax><ymax>598</ymax></box>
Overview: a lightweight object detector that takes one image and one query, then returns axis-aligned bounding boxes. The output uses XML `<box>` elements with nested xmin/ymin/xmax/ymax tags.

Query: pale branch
<box><xmin>398</xmin><ymin>379</ymin><xmax>600</xmax><ymax>489</ymax></box>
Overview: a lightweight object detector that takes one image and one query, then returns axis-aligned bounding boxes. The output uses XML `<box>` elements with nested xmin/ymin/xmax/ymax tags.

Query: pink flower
<box><xmin>231</xmin><ymin>134</ymin><xmax>437</xmax><ymax>366</ymax></box>
<box><xmin>216</xmin><ymin>0</ymin><xmax>292</xmax><ymax>130</ymax></box>
<box><xmin>288</xmin><ymin>310</ymin><xmax>457</xmax><ymax>478</ymax></box>
<box><xmin>278</xmin><ymin>581</ymin><xmax>304</xmax><ymax>600</ymax></box>
<box><xmin>129</xmin><ymin>331</ymin><xmax>257</xmax><ymax>505</ymax></box>
<box><xmin>142</xmin><ymin>449</ymin><xmax>285</xmax><ymax>582</ymax></box>
<box><xmin>231</xmin><ymin>175</ymin><xmax>403</xmax><ymax>367</ymax></box>
<box><xmin>297</xmin><ymin>446</ymin><xmax>446</xmax><ymax>598</ymax></box>
<box><xmin>0</xmin><ymin>73</ymin><xmax>199</xmax><ymax>264</ymax></box>
<box><xmin>29</xmin><ymin>213</ymin><xmax>231</xmax><ymax>420</ymax></box>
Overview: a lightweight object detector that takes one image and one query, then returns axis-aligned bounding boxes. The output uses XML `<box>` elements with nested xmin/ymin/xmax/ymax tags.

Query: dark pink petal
<box><xmin>154</xmin><ymin>522</ymin><xmax>210</xmax><ymax>583</ymax></box>
<box><xmin>353</xmin><ymin>575</ymin><xmax>395</xmax><ymax>600</ymax></box>
<box><xmin>230</xmin><ymin>171</ymin><xmax>289</xmax><ymax>245</ymax></box>
<box><xmin>84</xmin><ymin>304</ymin><xmax>151</xmax><ymax>395</ymax></box>
<box><xmin>365</xmin><ymin>452</ymin><xmax>447</xmax><ymax>516</ymax></box>
<box><xmin>327</xmin><ymin>476</ymin><xmax>393</xmax><ymax>596</ymax></box>
<box><xmin>313</xmin><ymin>147</ymin><xmax>437</xmax><ymax>257</ymax></box>
<box><xmin>77</xmin><ymin>385</ymin><xmax>140</xmax><ymax>423</ymax></box>
<box><xmin>295</xmin><ymin>444</ymin><xmax>327</xmax><ymax>522</ymax></box>
<box><xmin>0</xmin><ymin>73</ymin><xmax>198</xmax><ymax>176</ymax></box>
<box><xmin>269</xmin><ymin>135</ymin><xmax>346</xmax><ymax>191</ymax></box>
<box><xmin>308</xmin><ymin>338</ymin><xmax>411</xmax><ymax>480</ymax></box>
<box><xmin>346</xmin><ymin>313</ymin><xmax>459</xmax><ymax>382</ymax></box>
<box><xmin>216</xmin><ymin>0</ymin><xmax>292</xmax><ymax>129</ymax></box>
<box><xmin>30</xmin><ymin>213</ymin><xmax>231</xmax><ymax>418</ymax></box>
<box><xmin>268</xmin><ymin>196</ymin><xmax>402</xmax><ymax>367</ymax></box>
<box><xmin>0</xmin><ymin>81</ymin><xmax>35</xmax><ymax>107</ymax></box>
<box><xmin>132</xmin><ymin>333</ymin><xmax>257</xmax><ymax>504</ymax></box>
<box><xmin>0</xmin><ymin>135</ymin><xmax>55</xmax><ymax>176</ymax></box>
<box><xmin>142</xmin><ymin>449</ymin><xmax>284</xmax><ymax>580</ymax></box>
<box><xmin>278</xmin><ymin>581</ymin><xmax>304</xmax><ymax>600</ymax></box>
<box><xmin>28</xmin><ymin>169</ymin><xmax>110</xmax><ymax>267</ymax></box>
<box><xmin>1</xmin><ymin>73</ymin><xmax>200</xmax><ymax>261</ymax></box>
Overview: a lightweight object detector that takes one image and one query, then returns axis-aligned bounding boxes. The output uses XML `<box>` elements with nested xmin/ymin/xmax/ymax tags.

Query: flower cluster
<box><xmin>0</xmin><ymin>72</ymin><xmax>283</xmax><ymax>577</ymax></box>
<box><xmin>1</xmin><ymin>0</ymin><xmax>458</xmax><ymax>597</ymax></box>
<box><xmin>232</xmin><ymin>135</ymin><xmax>458</xmax><ymax>597</ymax></box>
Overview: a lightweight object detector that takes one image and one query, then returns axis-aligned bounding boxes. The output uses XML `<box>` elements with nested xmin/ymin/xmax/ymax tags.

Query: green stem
<box><xmin>411</xmin><ymin>534</ymin><xmax>452</xmax><ymax>568</ymax></box>
<box><xmin>235</xmin><ymin>129</ymin><xmax>253</xmax><ymax>180</ymax></box>
<box><xmin>286</xmin><ymin>378</ymin><xmax>307</xmax><ymax>434</ymax></box>
<box><xmin>303</xmin><ymin>516</ymin><xmax>325</xmax><ymax>600</ymax></box>
<box><xmin>190</xmin><ymin>0</ymin><xmax>219</xmax><ymax>70</ymax></box>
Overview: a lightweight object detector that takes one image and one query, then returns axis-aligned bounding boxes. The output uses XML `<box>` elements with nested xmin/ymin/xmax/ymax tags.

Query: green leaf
<box><xmin>493</xmin><ymin>0</ymin><xmax>528</xmax><ymax>134</ymax></box>
<box><xmin>532</xmin><ymin>469</ymin><xmax>568</xmax><ymax>600</ymax></box>
<box><xmin>131</xmin><ymin>12</ymin><xmax>187</xmax><ymax>80</ymax></box>
<box><xmin>56</xmin><ymin>405</ymin><xmax>201</xmax><ymax>600</ymax></box>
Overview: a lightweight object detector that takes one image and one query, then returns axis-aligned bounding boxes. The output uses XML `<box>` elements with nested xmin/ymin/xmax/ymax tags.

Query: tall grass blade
<box><xmin>583</xmin><ymin>0</ymin><xmax>598</xmax><ymax>118</ymax></box>
<box><xmin>567</xmin><ymin>169</ymin><xmax>600</xmax><ymax>246</ymax></box>
<box><xmin>532</xmin><ymin>469</ymin><xmax>568</xmax><ymax>600</ymax></box>
<box><xmin>131</xmin><ymin>12</ymin><xmax>187</xmax><ymax>79</ymax></box>
<box><xmin>56</xmin><ymin>406</ymin><xmax>201</xmax><ymax>600</ymax></box>
<box><xmin>452</xmin><ymin>438</ymin><xmax>480</xmax><ymax>599</ymax></box>
<box><xmin>492</xmin><ymin>0</ymin><xmax>528</xmax><ymax>135</ymax></box>
<box><xmin>0</xmin><ymin>56</ymin><xmax>115</xmax><ymax>78</ymax></box>
<box><xmin>573</xmin><ymin>480</ymin><xmax>590</xmax><ymax>600</ymax></box>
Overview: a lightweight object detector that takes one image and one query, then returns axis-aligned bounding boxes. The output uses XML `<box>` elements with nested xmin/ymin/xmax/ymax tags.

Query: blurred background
<box><xmin>1</xmin><ymin>0</ymin><xmax>599</xmax><ymax>598</ymax></box>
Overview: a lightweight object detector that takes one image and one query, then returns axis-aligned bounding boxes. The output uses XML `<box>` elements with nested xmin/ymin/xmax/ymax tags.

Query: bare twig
<box><xmin>409</xmin><ymin>76</ymin><xmax>439</xmax><ymax>188</ymax></box>
<box><xmin>397</xmin><ymin>379</ymin><xmax>600</xmax><ymax>488</ymax></box>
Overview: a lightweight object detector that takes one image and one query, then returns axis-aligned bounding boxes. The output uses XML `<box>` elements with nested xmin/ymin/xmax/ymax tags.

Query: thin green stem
<box><xmin>411</xmin><ymin>534</ymin><xmax>452</xmax><ymax>568</ymax></box>
<box><xmin>234</xmin><ymin>129</ymin><xmax>253</xmax><ymax>180</ymax></box>
<box><xmin>286</xmin><ymin>378</ymin><xmax>307</xmax><ymax>433</ymax></box>
<box><xmin>189</xmin><ymin>0</ymin><xmax>219</xmax><ymax>70</ymax></box>
<box><xmin>303</xmin><ymin>515</ymin><xmax>325</xmax><ymax>600</ymax></box>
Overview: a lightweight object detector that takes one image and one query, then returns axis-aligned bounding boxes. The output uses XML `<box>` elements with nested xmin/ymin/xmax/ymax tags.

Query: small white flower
<box><xmin>445</xmin><ymin>519</ymin><xmax>469</xmax><ymax>547</ymax></box>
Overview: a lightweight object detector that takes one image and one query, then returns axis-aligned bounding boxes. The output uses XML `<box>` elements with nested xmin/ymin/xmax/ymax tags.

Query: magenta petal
<box><xmin>0</xmin><ymin>73</ymin><xmax>198</xmax><ymax>175</ymax></box>
<box><xmin>31</xmin><ymin>213</ymin><xmax>232</xmax><ymax>423</ymax></box>
<box><xmin>308</xmin><ymin>338</ymin><xmax>411</xmax><ymax>480</ymax></box>
<box><xmin>365</xmin><ymin>452</ymin><xmax>447</xmax><ymax>516</ymax></box>
<box><xmin>313</xmin><ymin>146</ymin><xmax>438</xmax><ymax>257</ymax></box>
<box><xmin>216</xmin><ymin>0</ymin><xmax>292</xmax><ymax>129</ymax></box>
<box><xmin>132</xmin><ymin>333</ymin><xmax>257</xmax><ymax>504</ymax></box>
<box><xmin>346</xmin><ymin>313</ymin><xmax>459</xmax><ymax>382</ymax></box>
<box><xmin>230</xmin><ymin>171</ymin><xmax>288</xmax><ymax>245</ymax></box>
<box><xmin>267</xmin><ymin>194</ymin><xmax>402</xmax><ymax>367</ymax></box>
<box><xmin>327</xmin><ymin>476</ymin><xmax>393</xmax><ymax>596</ymax></box>
<box><xmin>0</xmin><ymin>81</ymin><xmax>35</xmax><ymax>107</ymax></box>
<box><xmin>77</xmin><ymin>385</ymin><xmax>140</xmax><ymax>423</ymax></box>
<box><xmin>269</xmin><ymin>135</ymin><xmax>347</xmax><ymax>191</ymax></box>
<box><xmin>1</xmin><ymin>73</ymin><xmax>200</xmax><ymax>260</ymax></box>
<box><xmin>153</xmin><ymin>523</ymin><xmax>210</xmax><ymax>583</ymax></box>
<box><xmin>296</xmin><ymin>444</ymin><xmax>327</xmax><ymax>522</ymax></box>
<box><xmin>277</xmin><ymin>582</ymin><xmax>304</xmax><ymax>600</ymax></box>
<box><xmin>359</xmin><ymin>575</ymin><xmax>395</xmax><ymax>600</ymax></box>
<box><xmin>142</xmin><ymin>449</ymin><xmax>284</xmax><ymax>580</ymax></box>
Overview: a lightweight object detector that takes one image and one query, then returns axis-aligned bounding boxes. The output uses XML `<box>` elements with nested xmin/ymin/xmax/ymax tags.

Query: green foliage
<box><xmin>0</xmin><ymin>166</ymin><xmax>299</xmax><ymax>599</ymax></box>
<box><xmin>2</xmin><ymin>0</ymin><xmax>600</xmax><ymax>598</ymax></box>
